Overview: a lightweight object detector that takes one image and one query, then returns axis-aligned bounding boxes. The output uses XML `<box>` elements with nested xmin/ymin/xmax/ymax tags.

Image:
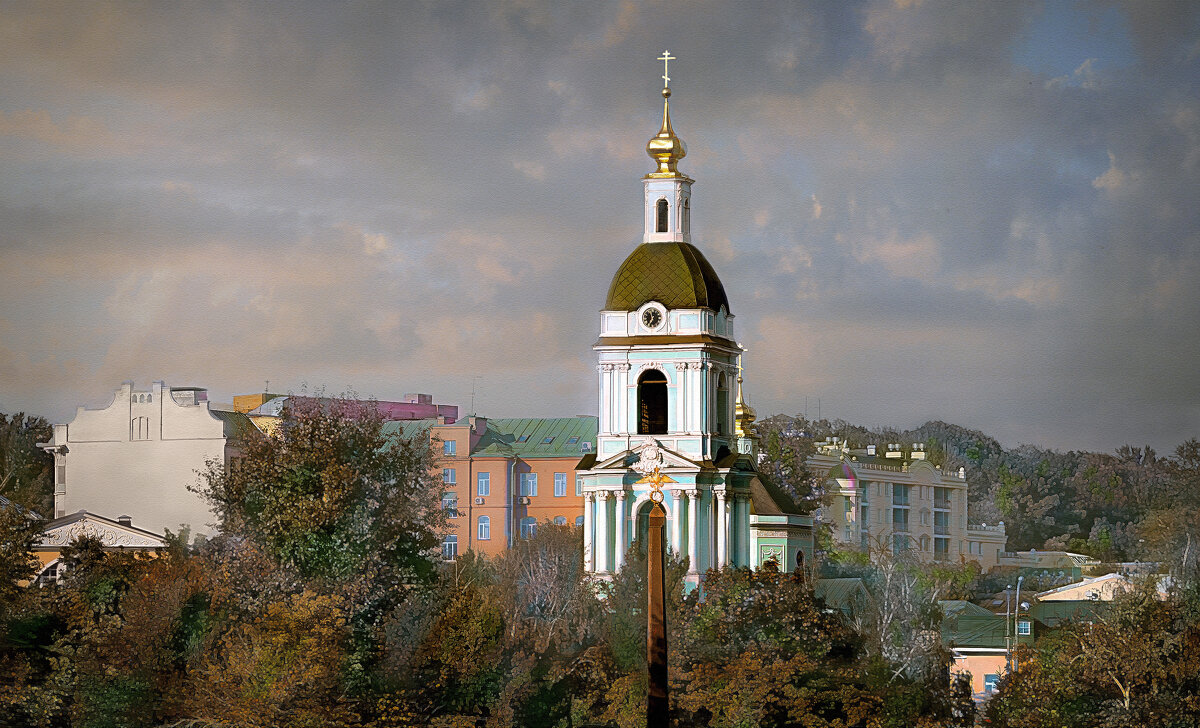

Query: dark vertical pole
<box><xmin>647</xmin><ymin>500</ymin><xmax>669</xmax><ymax>726</ymax></box>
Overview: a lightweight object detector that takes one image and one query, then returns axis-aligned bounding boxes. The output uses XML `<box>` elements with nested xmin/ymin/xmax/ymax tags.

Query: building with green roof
<box><xmin>390</xmin><ymin>415</ymin><xmax>599</xmax><ymax>558</ymax></box>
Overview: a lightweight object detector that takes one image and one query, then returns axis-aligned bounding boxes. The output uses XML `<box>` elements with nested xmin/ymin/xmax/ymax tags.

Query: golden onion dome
<box><xmin>646</xmin><ymin>87</ymin><xmax>688</xmax><ymax>178</ymax></box>
<box><xmin>734</xmin><ymin>373</ymin><xmax>758</xmax><ymax>437</ymax></box>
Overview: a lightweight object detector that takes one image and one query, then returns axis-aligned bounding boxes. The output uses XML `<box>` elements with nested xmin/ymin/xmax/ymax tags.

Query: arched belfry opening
<box><xmin>715</xmin><ymin>371</ymin><xmax>730</xmax><ymax>435</ymax></box>
<box><xmin>656</xmin><ymin>198</ymin><xmax>669</xmax><ymax>232</ymax></box>
<box><xmin>638</xmin><ymin>369</ymin><xmax>669</xmax><ymax>434</ymax></box>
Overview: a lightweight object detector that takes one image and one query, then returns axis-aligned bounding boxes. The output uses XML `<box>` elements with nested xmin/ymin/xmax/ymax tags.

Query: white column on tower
<box><xmin>616</xmin><ymin>364</ymin><xmax>631</xmax><ymax>437</ymax></box>
<box><xmin>687</xmin><ymin>489</ymin><xmax>700</xmax><ymax>574</ymax></box>
<box><xmin>583</xmin><ymin>492</ymin><xmax>595</xmax><ymax>571</ymax></box>
<box><xmin>671</xmin><ymin>490</ymin><xmax>683</xmax><ymax>555</ymax></box>
<box><xmin>614</xmin><ymin>491</ymin><xmax>627</xmax><ymax>572</ymax></box>
<box><xmin>595</xmin><ymin>492</ymin><xmax>610</xmax><ymax>572</ymax></box>
<box><xmin>674</xmin><ymin>363</ymin><xmax>686</xmax><ymax>435</ymax></box>
<box><xmin>738</xmin><ymin>494</ymin><xmax>751</xmax><ymax>567</ymax></box>
<box><xmin>716</xmin><ymin>491</ymin><xmax>728</xmax><ymax>567</ymax></box>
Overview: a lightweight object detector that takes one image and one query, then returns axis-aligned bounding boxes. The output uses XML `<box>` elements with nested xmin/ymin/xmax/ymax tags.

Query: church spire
<box><xmin>734</xmin><ymin>356</ymin><xmax>758</xmax><ymax>439</ymax></box>
<box><xmin>646</xmin><ymin>51</ymin><xmax>688</xmax><ymax>179</ymax></box>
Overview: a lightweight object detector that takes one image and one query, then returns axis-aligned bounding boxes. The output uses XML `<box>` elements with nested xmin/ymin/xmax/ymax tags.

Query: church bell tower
<box><xmin>579</xmin><ymin>54</ymin><xmax>808</xmax><ymax>584</ymax></box>
<box><xmin>594</xmin><ymin>57</ymin><xmax>742</xmax><ymax>464</ymax></box>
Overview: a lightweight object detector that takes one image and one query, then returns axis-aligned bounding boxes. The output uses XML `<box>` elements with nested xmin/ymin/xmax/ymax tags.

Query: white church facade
<box><xmin>578</xmin><ymin>74</ymin><xmax>812</xmax><ymax>586</ymax></box>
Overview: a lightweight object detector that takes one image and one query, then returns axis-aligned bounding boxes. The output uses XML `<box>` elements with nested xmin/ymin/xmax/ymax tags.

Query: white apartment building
<box><xmin>39</xmin><ymin>381</ymin><xmax>250</xmax><ymax>536</ymax></box>
<box><xmin>810</xmin><ymin>439</ymin><xmax>1007</xmax><ymax>569</ymax></box>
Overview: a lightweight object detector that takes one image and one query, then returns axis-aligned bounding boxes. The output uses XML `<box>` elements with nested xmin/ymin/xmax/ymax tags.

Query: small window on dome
<box><xmin>656</xmin><ymin>198</ymin><xmax>669</xmax><ymax>233</ymax></box>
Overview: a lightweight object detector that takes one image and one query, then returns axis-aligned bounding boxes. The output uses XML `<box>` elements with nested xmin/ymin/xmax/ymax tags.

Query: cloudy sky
<box><xmin>1</xmin><ymin>1</ymin><xmax>1198</xmax><ymax>454</ymax></box>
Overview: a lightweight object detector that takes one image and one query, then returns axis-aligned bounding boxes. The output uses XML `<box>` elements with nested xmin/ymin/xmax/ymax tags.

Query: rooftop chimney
<box><xmin>117</xmin><ymin>515</ymin><xmax>132</xmax><ymax>527</ymax></box>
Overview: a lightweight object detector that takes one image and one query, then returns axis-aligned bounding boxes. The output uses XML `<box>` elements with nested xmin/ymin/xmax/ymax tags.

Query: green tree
<box><xmin>195</xmin><ymin>396</ymin><xmax>445</xmax><ymax>588</ymax></box>
<box><xmin>0</xmin><ymin>412</ymin><xmax>54</xmax><ymax>515</ymax></box>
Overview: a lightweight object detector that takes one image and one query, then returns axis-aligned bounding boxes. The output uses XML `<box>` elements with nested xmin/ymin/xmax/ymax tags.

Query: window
<box><xmin>575</xmin><ymin>475</ymin><xmax>583</xmax><ymax>496</ymax></box>
<box><xmin>656</xmin><ymin>198</ymin><xmax>669</xmax><ymax>232</ymax></box>
<box><xmin>516</xmin><ymin>435</ymin><xmax>530</xmax><ymax>443</ymax></box>
<box><xmin>637</xmin><ymin>369</ymin><xmax>668</xmax><ymax>435</ymax></box>
<box><xmin>477</xmin><ymin>515</ymin><xmax>491</xmax><ymax>540</ymax></box>
<box><xmin>892</xmin><ymin>484</ymin><xmax>910</xmax><ymax>506</ymax></box>
<box><xmin>892</xmin><ymin>533</ymin><xmax>909</xmax><ymax>554</ymax></box>
<box><xmin>1017</xmin><ymin>620</ymin><xmax>1031</xmax><ymax>636</ymax></box>
<box><xmin>542</xmin><ymin>436</ymin><xmax>555</xmax><ymax>445</ymax></box>
<box><xmin>575</xmin><ymin>515</ymin><xmax>584</xmax><ymax>526</ymax></box>
<box><xmin>892</xmin><ymin>508</ymin><xmax>909</xmax><ymax>532</ymax></box>
<box><xmin>934</xmin><ymin>487</ymin><xmax>951</xmax><ymax>509</ymax></box>
<box><xmin>442</xmin><ymin>468</ymin><xmax>456</xmax><ymax>485</ymax></box>
<box><xmin>441</xmin><ymin>535</ymin><xmax>458</xmax><ymax>560</ymax></box>
<box><xmin>131</xmin><ymin>416</ymin><xmax>150</xmax><ymax>440</ymax></box>
<box><xmin>934</xmin><ymin>510</ymin><xmax>949</xmax><ymax>535</ymax></box>
<box><xmin>554</xmin><ymin>472</ymin><xmax>567</xmax><ymax>497</ymax></box>
<box><xmin>860</xmin><ymin>505</ymin><xmax>869</xmax><ymax>525</ymax></box>
<box><xmin>554</xmin><ymin>516</ymin><xmax>567</xmax><ymax>526</ymax></box>
<box><xmin>520</xmin><ymin>473</ymin><xmax>538</xmax><ymax>497</ymax></box>
<box><xmin>715</xmin><ymin>372</ymin><xmax>730</xmax><ymax>435</ymax></box>
<box><xmin>442</xmin><ymin>493</ymin><xmax>458</xmax><ymax>518</ymax></box>
<box><xmin>443</xmin><ymin>440</ymin><xmax>457</xmax><ymax>456</ymax></box>
<box><xmin>844</xmin><ymin>497</ymin><xmax>853</xmax><ymax>514</ymax></box>
<box><xmin>984</xmin><ymin>674</ymin><xmax>999</xmax><ymax>694</ymax></box>
<box><xmin>567</xmin><ymin>436</ymin><xmax>579</xmax><ymax>445</ymax></box>
<box><xmin>477</xmin><ymin>472</ymin><xmax>490</xmax><ymax>497</ymax></box>
<box><xmin>934</xmin><ymin>537</ymin><xmax>950</xmax><ymax>561</ymax></box>
<box><xmin>520</xmin><ymin>517</ymin><xmax>537</xmax><ymax>539</ymax></box>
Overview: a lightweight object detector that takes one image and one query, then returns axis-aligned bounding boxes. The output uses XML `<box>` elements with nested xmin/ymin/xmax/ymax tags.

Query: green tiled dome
<box><xmin>604</xmin><ymin>242</ymin><xmax>730</xmax><ymax>313</ymax></box>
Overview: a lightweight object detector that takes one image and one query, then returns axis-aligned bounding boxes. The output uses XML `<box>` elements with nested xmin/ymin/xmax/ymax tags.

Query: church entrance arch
<box><xmin>637</xmin><ymin>369</ymin><xmax>668</xmax><ymax>434</ymax></box>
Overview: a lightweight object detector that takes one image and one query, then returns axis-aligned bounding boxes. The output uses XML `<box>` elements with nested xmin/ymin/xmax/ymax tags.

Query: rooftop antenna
<box><xmin>265</xmin><ymin>380</ymin><xmax>269</xmax><ymax>394</ymax></box>
<box><xmin>470</xmin><ymin>376</ymin><xmax>482</xmax><ymax>415</ymax></box>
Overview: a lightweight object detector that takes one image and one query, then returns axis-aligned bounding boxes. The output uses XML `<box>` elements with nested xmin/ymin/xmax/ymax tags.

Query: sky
<box><xmin>1</xmin><ymin>1</ymin><xmax>1198</xmax><ymax>455</ymax></box>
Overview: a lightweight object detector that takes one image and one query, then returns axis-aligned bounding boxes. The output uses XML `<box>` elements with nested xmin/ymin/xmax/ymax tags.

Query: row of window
<box><xmin>440</xmin><ymin>514</ymin><xmax>586</xmax><ymax>557</ymax></box>
<box><xmin>853</xmin><ymin>503</ymin><xmax>952</xmax><ymax>531</ymax></box>
<box><xmin>441</xmin><ymin>470</ymin><xmax>583</xmax><ymax>497</ymax></box>
<box><xmin>862</xmin><ymin>482</ymin><xmax>953</xmax><ymax>506</ymax></box>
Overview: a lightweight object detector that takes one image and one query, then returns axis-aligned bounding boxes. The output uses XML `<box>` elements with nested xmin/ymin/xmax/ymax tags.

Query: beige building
<box><xmin>810</xmin><ymin>439</ymin><xmax>1007</xmax><ymax>568</ymax></box>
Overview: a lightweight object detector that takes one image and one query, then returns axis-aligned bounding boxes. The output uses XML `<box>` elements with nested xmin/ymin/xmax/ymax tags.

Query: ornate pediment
<box><xmin>592</xmin><ymin>438</ymin><xmax>700</xmax><ymax>472</ymax></box>
<box><xmin>41</xmin><ymin>513</ymin><xmax>167</xmax><ymax>550</ymax></box>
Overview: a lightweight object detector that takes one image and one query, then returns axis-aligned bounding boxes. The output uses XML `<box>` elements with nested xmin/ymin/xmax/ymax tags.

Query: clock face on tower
<box><xmin>641</xmin><ymin>308</ymin><xmax>663</xmax><ymax>329</ymax></box>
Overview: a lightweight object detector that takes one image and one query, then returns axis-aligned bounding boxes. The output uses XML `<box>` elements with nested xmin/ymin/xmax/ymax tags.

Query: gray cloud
<box><xmin>0</xmin><ymin>1</ymin><xmax>1197</xmax><ymax>453</ymax></box>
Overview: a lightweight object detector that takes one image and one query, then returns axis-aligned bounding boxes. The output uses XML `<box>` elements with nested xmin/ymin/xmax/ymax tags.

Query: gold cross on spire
<box><xmin>658</xmin><ymin>50</ymin><xmax>676</xmax><ymax>88</ymax></box>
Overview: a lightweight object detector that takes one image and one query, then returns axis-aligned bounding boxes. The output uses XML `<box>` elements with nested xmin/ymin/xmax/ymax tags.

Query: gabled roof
<box><xmin>814</xmin><ymin>578</ymin><xmax>871</xmax><ymax>615</ymax></box>
<box><xmin>209</xmin><ymin>409</ymin><xmax>257</xmax><ymax>439</ymax></box>
<box><xmin>384</xmin><ymin>417</ymin><xmax>598</xmax><ymax>460</ymax></box>
<box><xmin>751</xmin><ymin>477</ymin><xmax>802</xmax><ymax>515</ymax></box>
<box><xmin>1030</xmin><ymin>600</ymin><xmax>1108</xmax><ymax>627</ymax></box>
<box><xmin>39</xmin><ymin>511</ymin><xmax>168</xmax><ymax>550</ymax></box>
<box><xmin>940</xmin><ymin>599</ymin><xmax>997</xmax><ymax>619</ymax></box>
<box><xmin>938</xmin><ymin>600</ymin><xmax>1009</xmax><ymax>647</ymax></box>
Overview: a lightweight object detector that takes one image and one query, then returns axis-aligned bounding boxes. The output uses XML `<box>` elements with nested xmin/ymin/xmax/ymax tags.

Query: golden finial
<box><xmin>646</xmin><ymin>50</ymin><xmax>688</xmax><ymax>179</ymax></box>
<box><xmin>735</xmin><ymin>355</ymin><xmax>758</xmax><ymax>438</ymax></box>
